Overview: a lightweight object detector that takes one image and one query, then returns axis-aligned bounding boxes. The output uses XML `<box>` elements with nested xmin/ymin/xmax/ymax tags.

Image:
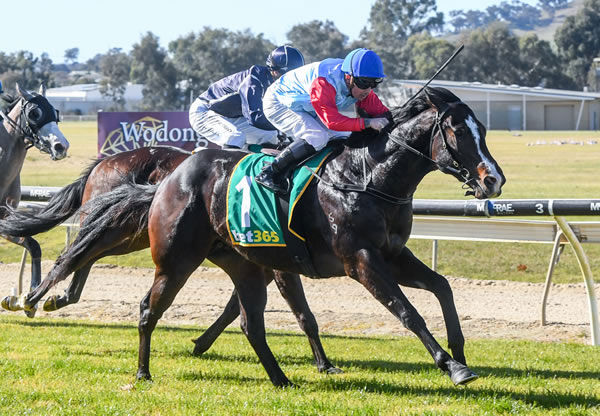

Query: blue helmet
<box><xmin>0</xmin><ymin>80</ymin><xmax>3</xmax><ymax>94</ymax></box>
<box><xmin>341</xmin><ymin>48</ymin><xmax>386</xmax><ymax>78</ymax></box>
<box><xmin>266</xmin><ymin>45</ymin><xmax>305</xmax><ymax>73</ymax></box>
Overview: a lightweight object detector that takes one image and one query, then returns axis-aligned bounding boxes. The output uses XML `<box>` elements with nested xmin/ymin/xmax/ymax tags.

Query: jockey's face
<box><xmin>350</xmin><ymin>83</ymin><xmax>371</xmax><ymax>101</ymax></box>
<box><xmin>270</xmin><ymin>70</ymin><xmax>284</xmax><ymax>80</ymax></box>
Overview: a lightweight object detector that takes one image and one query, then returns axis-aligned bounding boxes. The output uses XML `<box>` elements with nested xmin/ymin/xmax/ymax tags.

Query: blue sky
<box><xmin>4</xmin><ymin>0</ymin><xmax>537</xmax><ymax>63</ymax></box>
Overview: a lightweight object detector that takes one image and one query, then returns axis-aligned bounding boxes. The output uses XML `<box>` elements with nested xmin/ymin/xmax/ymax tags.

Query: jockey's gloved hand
<box><xmin>364</xmin><ymin>117</ymin><xmax>389</xmax><ymax>131</ymax></box>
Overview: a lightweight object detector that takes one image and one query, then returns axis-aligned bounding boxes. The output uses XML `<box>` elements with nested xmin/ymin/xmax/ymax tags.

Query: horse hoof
<box><xmin>323</xmin><ymin>366</ymin><xmax>344</xmax><ymax>375</ymax></box>
<box><xmin>43</xmin><ymin>296</ymin><xmax>59</xmax><ymax>312</ymax></box>
<box><xmin>449</xmin><ymin>363</ymin><xmax>479</xmax><ymax>386</ymax></box>
<box><xmin>191</xmin><ymin>338</ymin><xmax>212</xmax><ymax>356</ymax></box>
<box><xmin>136</xmin><ymin>371</ymin><xmax>152</xmax><ymax>381</ymax></box>
<box><xmin>1</xmin><ymin>295</ymin><xmax>23</xmax><ymax>312</ymax></box>
<box><xmin>24</xmin><ymin>306</ymin><xmax>37</xmax><ymax>319</ymax></box>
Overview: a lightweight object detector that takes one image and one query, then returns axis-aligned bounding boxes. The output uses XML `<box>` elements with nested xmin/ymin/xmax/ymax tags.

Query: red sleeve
<box><xmin>356</xmin><ymin>90</ymin><xmax>389</xmax><ymax>116</ymax></box>
<box><xmin>310</xmin><ymin>77</ymin><xmax>365</xmax><ymax>131</ymax></box>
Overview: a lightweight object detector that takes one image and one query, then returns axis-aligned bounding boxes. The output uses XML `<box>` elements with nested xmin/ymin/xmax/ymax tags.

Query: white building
<box><xmin>390</xmin><ymin>80</ymin><xmax>600</xmax><ymax>131</ymax></box>
<box><xmin>46</xmin><ymin>83</ymin><xmax>144</xmax><ymax>114</ymax></box>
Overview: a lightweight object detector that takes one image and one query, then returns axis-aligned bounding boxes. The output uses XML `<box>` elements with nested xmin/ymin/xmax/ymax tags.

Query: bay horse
<box><xmin>0</xmin><ymin>145</ymin><xmax>340</xmax><ymax>373</ymax></box>
<box><xmin>23</xmin><ymin>87</ymin><xmax>503</xmax><ymax>387</ymax></box>
<box><xmin>0</xmin><ymin>84</ymin><xmax>69</xmax><ymax>315</ymax></box>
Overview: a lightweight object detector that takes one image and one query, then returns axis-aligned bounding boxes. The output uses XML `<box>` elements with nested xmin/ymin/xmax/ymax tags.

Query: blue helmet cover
<box><xmin>341</xmin><ymin>48</ymin><xmax>386</xmax><ymax>78</ymax></box>
<box><xmin>267</xmin><ymin>46</ymin><xmax>305</xmax><ymax>73</ymax></box>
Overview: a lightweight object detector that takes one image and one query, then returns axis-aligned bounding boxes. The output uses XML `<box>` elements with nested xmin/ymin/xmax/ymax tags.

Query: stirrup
<box><xmin>256</xmin><ymin>168</ymin><xmax>289</xmax><ymax>195</ymax></box>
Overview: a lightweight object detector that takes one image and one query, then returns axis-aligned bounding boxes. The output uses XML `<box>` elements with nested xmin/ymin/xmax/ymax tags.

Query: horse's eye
<box><xmin>28</xmin><ymin>107</ymin><xmax>43</xmax><ymax>122</ymax></box>
<box><xmin>454</xmin><ymin>127</ymin><xmax>465</xmax><ymax>136</ymax></box>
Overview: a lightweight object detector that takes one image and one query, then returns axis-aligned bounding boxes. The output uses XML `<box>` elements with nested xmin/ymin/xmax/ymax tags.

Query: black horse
<box><xmin>23</xmin><ymin>87</ymin><xmax>505</xmax><ymax>387</ymax></box>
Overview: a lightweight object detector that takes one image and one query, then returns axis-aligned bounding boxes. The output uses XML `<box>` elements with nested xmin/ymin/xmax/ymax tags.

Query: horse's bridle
<box><xmin>389</xmin><ymin>100</ymin><xmax>474</xmax><ymax>186</ymax></box>
<box><xmin>0</xmin><ymin>94</ymin><xmax>60</xmax><ymax>154</ymax></box>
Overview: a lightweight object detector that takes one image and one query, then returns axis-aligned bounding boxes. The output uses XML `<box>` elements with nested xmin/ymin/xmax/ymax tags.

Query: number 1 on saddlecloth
<box><xmin>235</xmin><ymin>176</ymin><xmax>252</xmax><ymax>228</ymax></box>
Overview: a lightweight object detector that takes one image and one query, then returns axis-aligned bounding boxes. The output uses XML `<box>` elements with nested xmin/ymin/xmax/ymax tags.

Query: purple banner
<box><xmin>97</xmin><ymin>112</ymin><xmax>215</xmax><ymax>158</ymax></box>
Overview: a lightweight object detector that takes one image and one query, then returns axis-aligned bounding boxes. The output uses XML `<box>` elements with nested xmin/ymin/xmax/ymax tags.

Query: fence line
<box><xmin>16</xmin><ymin>188</ymin><xmax>600</xmax><ymax>345</ymax></box>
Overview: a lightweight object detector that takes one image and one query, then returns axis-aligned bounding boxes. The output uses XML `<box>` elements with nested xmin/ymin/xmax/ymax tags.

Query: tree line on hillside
<box><xmin>1</xmin><ymin>0</ymin><xmax>599</xmax><ymax>112</ymax></box>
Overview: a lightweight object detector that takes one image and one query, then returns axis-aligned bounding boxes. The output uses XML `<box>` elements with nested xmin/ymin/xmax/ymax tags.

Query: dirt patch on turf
<box><xmin>0</xmin><ymin>261</ymin><xmax>597</xmax><ymax>344</ymax></box>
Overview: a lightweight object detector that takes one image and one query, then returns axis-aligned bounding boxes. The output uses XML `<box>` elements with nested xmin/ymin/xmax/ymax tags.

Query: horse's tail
<box><xmin>76</xmin><ymin>181</ymin><xmax>158</xmax><ymax>244</ymax></box>
<box><xmin>0</xmin><ymin>159</ymin><xmax>102</xmax><ymax>237</ymax></box>
<box><xmin>53</xmin><ymin>181</ymin><xmax>158</xmax><ymax>267</ymax></box>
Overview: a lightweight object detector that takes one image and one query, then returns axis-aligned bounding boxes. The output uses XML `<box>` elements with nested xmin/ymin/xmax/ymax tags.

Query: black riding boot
<box><xmin>255</xmin><ymin>140</ymin><xmax>317</xmax><ymax>195</ymax></box>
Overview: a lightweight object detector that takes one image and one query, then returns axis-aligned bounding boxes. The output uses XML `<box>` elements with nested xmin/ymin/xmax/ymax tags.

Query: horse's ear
<box><xmin>38</xmin><ymin>83</ymin><xmax>47</xmax><ymax>97</ymax></box>
<box><xmin>16</xmin><ymin>83</ymin><xmax>34</xmax><ymax>101</ymax></box>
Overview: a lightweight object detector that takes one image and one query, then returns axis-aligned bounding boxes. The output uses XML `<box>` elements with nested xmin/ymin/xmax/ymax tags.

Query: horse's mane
<box><xmin>344</xmin><ymin>87</ymin><xmax>461</xmax><ymax>148</ymax></box>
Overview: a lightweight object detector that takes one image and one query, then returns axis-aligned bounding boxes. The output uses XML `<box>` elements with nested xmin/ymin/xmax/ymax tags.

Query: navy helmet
<box><xmin>341</xmin><ymin>48</ymin><xmax>386</xmax><ymax>79</ymax></box>
<box><xmin>266</xmin><ymin>45</ymin><xmax>305</xmax><ymax>73</ymax></box>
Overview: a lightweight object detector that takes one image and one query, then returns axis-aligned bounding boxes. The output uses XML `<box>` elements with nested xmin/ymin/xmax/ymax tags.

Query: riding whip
<box><xmin>402</xmin><ymin>44</ymin><xmax>464</xmax><ymax>107</ymax></box>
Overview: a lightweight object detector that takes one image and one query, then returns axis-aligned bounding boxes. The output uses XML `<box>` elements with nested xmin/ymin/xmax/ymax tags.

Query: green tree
<box><xmin>99</xmin><ymin>48</ymin><xmax>131</xmax><ymax>111</ymax></box>
<box><xmin>169</xmin><ymin>28</ymin><xmax>274</xmax><ymax>106</ymax></box>
<box><xmin>360</xmin><ymin>0</ymin><xmax>444</xmax><ymax>78</ymax></box>
<box><xmin>518</xmin><ymin>34</ymin><xmax>575</xmax><ymax>89</ymax></box>
<box><xmin>458</xmin><ymin>23</ymin><xmax>522</xmax><ymax>85</ymax></box>
<box><xmin>555</xmin><ymin>0</ymin><xmax>600</xmax><ymax>88</ymax></box>
<box><xmin>286</xmin><ymin>20</ymin><xmax>348</xmax><ymax>63</ymax></box>
<box><xmin>130</xmin><ymin>32</ymin><xmax>179</xmax><ymax>110</ymax></box>
<box><xmin>64</xmin><ymin>48</ymin><xmax>79</xmax><ymax>65</ymax></box>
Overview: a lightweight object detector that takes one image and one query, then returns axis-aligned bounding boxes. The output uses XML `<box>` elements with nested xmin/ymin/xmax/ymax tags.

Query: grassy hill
<box><xmin>512</xmin><ymin>0</ymin><xmax>585</xmax><ymax>43</ymax></box>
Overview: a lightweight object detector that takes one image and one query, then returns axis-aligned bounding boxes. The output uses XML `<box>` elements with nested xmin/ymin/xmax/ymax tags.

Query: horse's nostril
<box><xmin>483</xmin><ymin>175</ymin><xmax>497</xmax><ymax>188</ymax></box>
<box><xmin>54</xmin><ymin>143</ymin><xmax>65</xmax><ymax>154</ymax></box>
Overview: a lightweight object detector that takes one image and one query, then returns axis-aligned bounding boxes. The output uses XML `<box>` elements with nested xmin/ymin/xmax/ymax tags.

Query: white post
<box><xmin>432</xmin><ymin>240</ymin><xmax>438</xmax><ymax>271</ymax></box>
<box><xmin>486</xmin><ymin>91</ymin><xmax>490</xmax><ymax>130</ymax></box>
<box><xmin>575</xmin><ymin>100</ymin><xmax>585</xmax><ymax>131</ymax></box>
<box><xmin>522</xmin><ymin>94</ymin><xmax>527</xmax><ymax>131</ymax></box>
<box><xmin>554</xmin><ymin>216</ymin><xmax>599</xmax><ymax>345</ymax></box>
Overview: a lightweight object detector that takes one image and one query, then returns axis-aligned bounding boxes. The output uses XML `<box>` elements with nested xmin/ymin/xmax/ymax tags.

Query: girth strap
<box><xmin>275</xmin><ymin>196</ymin><xmax>318</xmax><ymax>277</ymax></box>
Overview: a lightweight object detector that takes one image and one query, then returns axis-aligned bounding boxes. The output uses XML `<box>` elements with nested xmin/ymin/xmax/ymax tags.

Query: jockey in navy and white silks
<box><xmin>189</xmin><ymin>46</ymin><xmax>305</xmax><ymax>149</ymax></box>
<box><xmin>255</xmin><ymin>48</ymin><xmax>390</xmax><ymax>194</ymax></box>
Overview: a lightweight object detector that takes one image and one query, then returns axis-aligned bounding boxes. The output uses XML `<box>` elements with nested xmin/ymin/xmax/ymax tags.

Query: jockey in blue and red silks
<box><xmin>255</xmin><ymin>48</ymin><xmax>391</xmax><ymax>195</ymax></box>
<box><xmin>189</xmin><ymin>45</ymin><xmax>305</xmax><ymax>149</ymax></box>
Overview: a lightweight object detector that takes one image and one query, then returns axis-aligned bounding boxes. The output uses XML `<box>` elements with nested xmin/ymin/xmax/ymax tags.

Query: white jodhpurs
<box><xmin>189</xmin><ymin>98</ymin><xmax>278</xmax><ymax>148</ymax></box>
<box><xmin>262</xmin><ymin>91</ymin><xmax>351</xmax><ymax>151</ymax></box>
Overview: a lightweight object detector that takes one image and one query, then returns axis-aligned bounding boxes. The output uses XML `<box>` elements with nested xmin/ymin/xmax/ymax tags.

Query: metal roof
<box><xmin>396</xmin><ymin>79</ymin><xmax>600</xmax><ymax>101</ymax></box>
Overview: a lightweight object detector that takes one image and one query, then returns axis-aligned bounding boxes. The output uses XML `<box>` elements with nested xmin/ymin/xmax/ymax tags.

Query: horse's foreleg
<box><xmin>348</xmin><ymin>250</ymin><xmax>477</xmax><ymax>386</ymax></box>
<box><xmin>231</xmin><ymin>266</ymin><xmax>293</xmax><ymax>387</ymax></box>
<box><xmin>43</xmin><ymin>263</ymin><xmax>93</xmax><ymax>312</ymax></box>
<box><xmin>389</xmin><ymin>247</ymin><xmax>466</xmax><ymax>365</ymax></box>
<box><xmin>0</xmin><ymin>235</ymin><xmax>42</xmax><ymax>317</ymax></box>
<box><xmin>272</xmin><ymin>270</ymin><xmax>342</xmax><ymax>374</ymax></box>
<box><xmin>191</xmin><ymin>288</ymin><xmax>240</xmax><ymax>356</ymax></box>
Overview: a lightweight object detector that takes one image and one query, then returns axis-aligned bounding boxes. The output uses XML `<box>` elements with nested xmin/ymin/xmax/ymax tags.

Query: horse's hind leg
<box><xmin>229</xmin><ymin>263</ymin><xmax>292</xmax><ymax>387</ymax></box>
<box><xmin>43</xmin><ymin>263</ymin><xmax>93</xmax><ymax>312</ymax></box>
<box><xmin>272</xmin><ymin>270</ymin><xmax>342</xmax><ymax>374</ymax></box>
<box><xmin>390</xmin><ymin>247</ymin><xmax>466</xmax><ymax>365</ymax></box>
<box><xmin>191</xmin><ymin>288</ymin><xmax>240</xmax><ymax>356</ymax></box>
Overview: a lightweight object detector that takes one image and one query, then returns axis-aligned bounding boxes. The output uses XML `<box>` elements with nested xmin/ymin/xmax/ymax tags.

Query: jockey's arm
<box><xmin>239</xmin><ymin>66</ymin><xmax>277</xmax><ymax>131</ymax></box>
<box><xmin>310</xmin><ymin>77</ymin><xmax>365</xmax><ymax>131</ymax></box>
<box><xmin>356</xmin><ymin>90</ymin><xmax>389</xmax><ymax>117</ymax></box>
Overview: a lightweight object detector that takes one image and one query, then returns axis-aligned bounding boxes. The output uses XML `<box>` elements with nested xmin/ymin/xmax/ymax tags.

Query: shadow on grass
<box><xmin>5</xmin><ymin>316</ymin><xmax>600</xmax><ymax>391</ymax></box>
<box><xmin>309</xmin><ymin>377</ymin><xmax>600</xmax><ymax>410</ymax></box>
